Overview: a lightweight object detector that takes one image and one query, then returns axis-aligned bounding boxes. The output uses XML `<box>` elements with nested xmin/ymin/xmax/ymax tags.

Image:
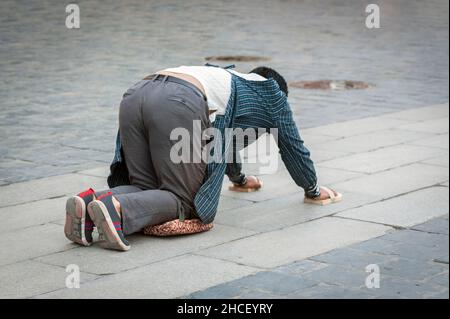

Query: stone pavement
<box><xmin>0</xmin><ymin>0</ymin><xmax>449</xmax><ymax>185</ymax></box>
<box><xmin>0</xmin><ymin>103</ymin><xmax>448</xmax><ymax>299</ymax></box>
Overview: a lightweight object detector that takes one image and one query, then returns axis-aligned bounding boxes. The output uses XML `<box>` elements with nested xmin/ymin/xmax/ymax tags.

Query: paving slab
<box><xmin>0</xmin><ymin>173</ymin><xmax>107</xmax><ymax>208</ymax></box>
<box><xmin>36</xmin><ymin>254</ymin><xmax>259</xmax><ymax>299</ymax></box>
<box><xmin>216</xmin><ymin>190</ymin><xmax>376</xmax><ymax>232</ymax></box>
<box><xmin>197</xmin><ymin>217</ymin><xmax>391</xmax><ymax>269</ymax></box>
<box><xmin>336</xmin><ymin>187</ymin><xmax>449</xmax><ymax>228</ymax></box>
<box><xmin>412</xmin><ymin>215</ymin><xmax>449</xmax><ymax>235</ymax></box>
<box><xmin>319</xmin><ymin>144</ymin><xmax>447</xmax><ymax>174</ymax></box>
<box><xmin>398</xmin><ymin>117</ymin><xmax>449</xmax><ymax>134</ymax></box>
<box><xmin>0</xmin><ymin>196</ymin><xmax>67</xmax><ymax>234</ymax></box>
<box><xmin>221</xmin><ymin>166</ymin><xmax>363</xmax><ymax>202</ymax></box>
<box><xmin>422</xmin><ymin>156</ymin><xmax>449</xmax><ymax>168</ymax></box>
<box><xmin>36</xmin><ymin>224</ymin><xmax>256</xmax><ymax>275</ymax></box>
<box><xmin>410</xmin><ymin>133</ymin><xmax>449</xmax><ymax>150</ymax></box>
<box><xmin>77</xmin><ymin>166</ymin><xmax>110</xmax><ymax>178</ymax></box>
<box><xmin>0</xmin><ymin>260</ymin><xmax>98</xmax><ymax>299</ymax></box>
<box><xmin>332</xmin><ymin>163</ymin><xmax>449</xmax><ymax>198</ymax></box>
<box><xmin>303</xmin><ymin>117</ymin><xmax>410</xmax><ymax>138</ymax></box>
<box><xmin>382</xmin><ymin>104</ymin><xmax>449</xmax><ymax>122</ymax></box>
<box><xmin>0</xmin><ymin>223</ymin><xmax>76</xmax><ymax>267</ymax></box>
<box><xmin>313</xmin><ymin>129</ymin><xmax>435</xmax><ymax>154</ymax></box>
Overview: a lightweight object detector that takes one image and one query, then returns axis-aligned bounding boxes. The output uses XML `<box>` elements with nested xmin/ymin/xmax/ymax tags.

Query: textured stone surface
<box><xmin>198</xmin><ymin>217</ymin><xmax>390</xmax><ymax>268</ymax></box>
<box><xmin>37</xmin><ymin>255</ymin><xmax>258</xmax><ymax>299</ymax></box>
<box><xmin>336</xmin><ymin>187</ymin><xmax>449</xmax><ymax>227</ymax></box>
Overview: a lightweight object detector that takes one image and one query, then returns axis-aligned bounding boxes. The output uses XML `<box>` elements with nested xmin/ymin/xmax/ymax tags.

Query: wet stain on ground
<box><xmin>205</xmin><ymin>55</ymin><xmax>271</xmax><ymax>62</ymax></box>
<box><xmin>290</xmin><ymin>80</ymin><xmax>372</xmax><ymax>90</ymax></box>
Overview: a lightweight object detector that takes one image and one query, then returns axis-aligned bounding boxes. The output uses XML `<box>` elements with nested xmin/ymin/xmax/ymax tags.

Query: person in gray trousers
<box><xmin>64</xmin><ymin>66</ymin><xmax>340</xmax><ymax>251</ymax></box>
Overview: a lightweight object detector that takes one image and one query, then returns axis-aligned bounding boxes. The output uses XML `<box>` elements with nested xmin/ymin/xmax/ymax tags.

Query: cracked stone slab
<box><xmin>197</xmin><ymin>217</ymin><xmax>391</xmax><ymax>269</ymax></box>
<box><xmin>0</xmin><ymin>260</ymin><xmax>98</xmax><ymax>299</ymax></box>
<box><xmin>36</xmin><ymin>224</ymin><xmax>256</xmax><ymax>275</ymax></box>
<box><xmin>336</xmin><ymin>187</ymin><xmax>449</xmax><ymax>228</ymax></box>
<box><xmin>0</xmin><ymin>173</ymin><xmax>107</xmax><ymax>208</ymax></box>
<box><xmin>319</xmin><ymin>144</ymin><xmax>447</xmax><ymax>174</ymax></box>
<box><xmin>36</xmin><ymin>254</ymin><xmax>259</xmax><ymax>299</ymax></box>
<box><xmin>332</xmin><ymin>163</ymin><xmax>449</xmax><ymax>198</ymax></box>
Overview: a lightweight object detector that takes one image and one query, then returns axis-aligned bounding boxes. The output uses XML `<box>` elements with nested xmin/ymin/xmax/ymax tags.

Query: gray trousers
<box><xmin>107</xmin><ymin>75</ymin><xmax>210</xmax><ymax>235</ymax></box>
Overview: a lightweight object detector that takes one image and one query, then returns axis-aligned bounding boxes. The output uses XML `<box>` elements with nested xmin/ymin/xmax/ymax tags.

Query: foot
<box><xmin>229</xmin><ymin>176</ymin><xmax>263</xmax><ymax>192</ymax></box>
<box><xmin>314</xmin><ymin>187</ymin><xmax>340</xmax><ymax>201</ymax></box>
<box><xmin>64</xmin><ymin>188</ymin><xmax>96</xmax><ymax>246</ymax></box>
<box><xmin>304</xmin><ymin>186</ymin><xmax>342</xmax><ymax>206</ymax></box>
<box><xmin>87</xmin><ymin>192</ymin><xmax>130</xmax><ymax>251</ymax></box>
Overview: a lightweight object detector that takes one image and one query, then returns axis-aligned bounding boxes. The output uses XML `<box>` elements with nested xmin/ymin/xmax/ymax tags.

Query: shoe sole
<box><xmin>87</xmin><ymin>201</ymin><xmax>130</xmax><ymax>251</ymax></box>
<box><xmin>64</xmin><ymin>196</ymin><xmax>91</xmax><ymax>246</ymax></box>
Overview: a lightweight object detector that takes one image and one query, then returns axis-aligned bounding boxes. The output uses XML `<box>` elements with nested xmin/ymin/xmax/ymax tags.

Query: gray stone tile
<box><xmin>382</xmin><ymin>229</ymin><xmax>448</xmax><ymax>249</ymax></box>
<box><xmin>274</xmin><ymin>259</ymin><xmax>328</xmax><ymax>276</ymax></box>
<box><xmin>422</xmin><ymin>155</ymin><xmax>449</xmax><ymax>168</ymax></box>
<box><xmin>220</xmin><ymin>167</ymin><xmax>362</xmax><ymax>203</ymax></box>
<box><xmin>216</xmin><ymin>190</ymin><xmax>376</xmax><ymax>232</ymax></box>
<box><xmin>399</xmin><ymin>118</ymin><xmax>449</xmax><ymax>134</ymax></box>
<box><xmin>198</xmin><ymin>217</ymin><xmax>390</xmax><ymax>268</ymax></box>
<box><xmin>350</xmin><ymin>236</ymin><xmax>447</xmax><ymax>263</ymax></box>
<box><xmin>289</xmin><ymin>284</ymin><xmax>375</xmax><ymax>299</ymax></box>
<box><xmin>428</xmin><ymin>271</ymin><xmax>449</xmax><ymax>288</ymax></box>
<box><xmin>304</xmin><ymin>117</ymin><xmax>410</xmax><ymax>138</ymax></box>
<box><xmin>217</xmin><ymin>196</ymin><xmax>254</xmax><ymax>212</ymax></box>
<box><xmin>336</xmin><ymin>187</ymin><xmax>449</xmax><ymax>227</ymax></box>
<box><xmin>382</xmin><ymin>104</ymin><xmax>449</xmax><ymax>122</ymax></box>
<box><xmin>0</xmin><ymin>196</ymin><xmax>67</xmax><ymax>234</ymax></box>
<box><xmin>36</xmin><ymin>255</ymin><xmax>259</xmax><ymax>299</ymax></box>
<box><xmin>313</xmin><ymin>129</ymin><xmax>434</xmax><ymax>154</ymax></box>
<box><xmin>0</xmin><ymin>174</ymin><xmax>107</xmax><ymax>208</ymax></box>
<box><xmin>380</xmin><ymin>258</ymin><xmax>446</xmax><ymax>281</ymax></box>
<box><xmin>301</xmin><ymin>265</ymin><xmax>368</xmax><ymax>288</ymax></box>
<box><xmin>412</xmin><ymin>216</ymin><xmax>449</xmax><ymax>235</ymax></box>
<box><xmin>411</xmin><ymin>134</ymin><xmax>449</xmax><ymax>150</ymax></box>
<box><xmin>310</xmin><ymin>248</ymin><xmax>398</xmax><ymax>270</ymax></box>
<box><xmin>0</xmin><ymin>260</ymin><xmax>98</xmax><ymax>299</ymax></box>
<box><xmin>0</xmin><ymin>223</ymin><xmax>76</xmax><ymax>267</ymax></box>
<box><xmin>320</xmin><ymin>145</ymin><xmax>447</xmax><ymax>174</ymax></box>
<box><xmin>225</xmin><ymin>271</ymin><xmax>318</xmax><ymax>295</ymax></box>
<box><xmin>332</xmin><ymin>163</ymin><xmax>449</xmax><ymax>198</ymax></box>
<box><xmin>371</xmin><ymin>275</ymin><xmax>446</xmax><ymax>299</ymax></box>
<box><xmin>36</xmin><ymin>224</ymin><xmax>256</xmax><ymax>275</ymax></box>
<box><xmin>76</xmin><ymin>166</ymin><xmax>109</xmax><ymax>178</ymax></box>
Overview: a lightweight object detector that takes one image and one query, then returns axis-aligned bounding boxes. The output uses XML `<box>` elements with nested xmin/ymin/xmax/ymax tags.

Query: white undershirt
<box><xmin>162</xmin><ymin>66</ymin><xmax>266</xmax><ymax>122</ymax></box>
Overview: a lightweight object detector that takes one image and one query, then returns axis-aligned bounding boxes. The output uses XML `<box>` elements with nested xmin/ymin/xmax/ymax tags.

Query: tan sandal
<box><xmin>228</xmin><ymin>176</ymin><xmax>263</xmax><ymax>193</ymax></box>
<box><xmin>304</xmin><ymin>186</ymin><xmax>342</xmax><ymax>206</ymax></box>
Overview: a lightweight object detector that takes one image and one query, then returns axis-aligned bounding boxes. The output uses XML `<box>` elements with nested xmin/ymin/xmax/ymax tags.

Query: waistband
<box><xmin>145</xmin><ymin>74</ymin><xmax>207</xmax><ymax>102</ymax></box>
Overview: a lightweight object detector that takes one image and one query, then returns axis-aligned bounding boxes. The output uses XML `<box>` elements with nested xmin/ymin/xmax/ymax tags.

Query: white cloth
<box><xmin>161</xmin><ymin>66</ymin><xmax>266</xmax><ymax>122</ymax></box>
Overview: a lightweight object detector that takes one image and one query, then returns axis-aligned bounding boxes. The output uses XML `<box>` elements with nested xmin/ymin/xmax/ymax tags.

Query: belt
<box><xmin>145</xmin><ymin>74</ymin><xmax>207</xmax><ymax>102</ymax></box>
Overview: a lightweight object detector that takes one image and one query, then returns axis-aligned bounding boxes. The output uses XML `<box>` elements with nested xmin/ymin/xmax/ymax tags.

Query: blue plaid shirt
<box><xmin>110</xmin><ymin>74</ymin><xmax>318</xmax><ymax>224</ymax></box>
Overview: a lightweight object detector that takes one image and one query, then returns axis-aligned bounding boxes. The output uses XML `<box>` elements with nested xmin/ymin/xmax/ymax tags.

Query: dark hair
<box><xmin>250</xmin><ymin>66</ymin><xmax>288</xmax><ymax>96</ymax></box>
